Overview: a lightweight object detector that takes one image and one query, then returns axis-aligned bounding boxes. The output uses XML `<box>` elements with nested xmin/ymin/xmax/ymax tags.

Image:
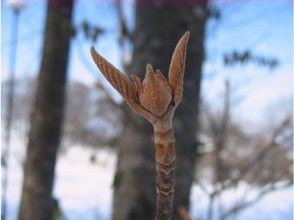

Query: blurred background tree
<box><xmin>17</xmin><ymin>1</ymin><xmax>74</xmax><ymax>219</ymax></box>
<box><xmin>111</xmin><ymin>0</ymin><xmax>208</xmax><ymax>219</ymax></box>
<box><xmin>196</xmin><ymin>81</ymin><xmax>292</xmax><ymax>220</ymax></box>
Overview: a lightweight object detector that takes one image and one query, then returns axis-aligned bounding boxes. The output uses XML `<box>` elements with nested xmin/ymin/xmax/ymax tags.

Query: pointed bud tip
<box><xmin>155</xmin><ymin>70</ymin><xmax>167</xmax><ymax>81</ymax></box>
<box><xmin>146</xmin><ymin>63</ymin><xmax>154</xmax><ymax>71</ymax></box>
<box><xmin>90</xmin><ymin>46</ymin><xmax>98</xmax><ymax>58</ymax></box>
<box><xmin>146</xmin><ymin>64</ymin><xmax>155</xmax><ymax>75</ymax></box>
<box><xmin>145</xmin><ymin>64</ymin><xmax>156</xmax><ymax>82</ymax></box>
<box><xmin>183</xmin><ymin>31</ymin><xmax>190</xmax><ymax>42</ymax></box>
<box><xmin>131</xmin><ymin>74</ymin><xmax>140</xmax><ymax>81</ymax></box>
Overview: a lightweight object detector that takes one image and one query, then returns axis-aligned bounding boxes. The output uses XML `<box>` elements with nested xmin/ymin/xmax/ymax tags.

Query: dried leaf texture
<box><xmin>168</xmin><ymin>31</ymin><xmax>190</xmax><ymax>106</ymax></box>
<box><xmin>90</xmin><ymin>47</ymin><xmax>136</xmax><ymax>102</ymax></box>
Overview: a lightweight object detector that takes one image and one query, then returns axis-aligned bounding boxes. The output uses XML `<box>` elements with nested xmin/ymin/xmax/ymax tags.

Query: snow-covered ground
<box><xmin>5</xmin><ymin>140</ymin><xmax>116</xmax><ymax>220</ymax></box>
<box><xmin>54</xmin><ymin>147</ymin><xmax>116</xmax><ymax>220</ymax></box>
<box><xmin>4</xmin><ymin>138</ymin><xmax>294</xmax><ymax>220</ymax></box>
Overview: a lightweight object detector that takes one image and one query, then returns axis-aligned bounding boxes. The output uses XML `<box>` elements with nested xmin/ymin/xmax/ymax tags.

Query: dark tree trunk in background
<box><xmin>112</xmin><ymin>1</ymin><xmax>208</xmax><ymax>219</ymax></box>
<box><xmin>18</xmin><ymin>1</ymin><xmax>74</xmax><ymax>220</ymax></box>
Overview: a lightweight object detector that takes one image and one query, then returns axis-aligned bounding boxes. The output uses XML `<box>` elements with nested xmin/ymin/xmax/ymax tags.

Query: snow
<box><xmin>54</xmin><ymin>147</ymin><xmax>116</xmax><ymax>220</ymax></box>
<box><xmin>4</xmin><ymin>135</ymin><xmax>117</xmax><ymax>220</ymax></box>
<box><xmin>4</xmin><ymin>137</ymin><xmax>293</xmax><ymax>220</ymax></box>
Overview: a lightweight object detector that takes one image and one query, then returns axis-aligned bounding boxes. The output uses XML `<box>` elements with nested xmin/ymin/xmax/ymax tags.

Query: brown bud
<box><xmin>138</xmin><ymin>64</ymin><xmax>172</xmax><ymax>117</ymax></box>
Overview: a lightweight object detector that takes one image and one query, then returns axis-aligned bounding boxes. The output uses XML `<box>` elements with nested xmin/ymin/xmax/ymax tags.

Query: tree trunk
<box><xmin>112</xmin><ymin>1</ymin><xmax>208</xmax><ymax>219</ymax></box>
<box><xmin>18</xmin><ymin>1</ymin><xmax>74</xmax><ymax>220</ymax></box>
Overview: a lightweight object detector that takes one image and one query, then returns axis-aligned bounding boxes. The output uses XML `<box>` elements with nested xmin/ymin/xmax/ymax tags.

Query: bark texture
<box><xmin>18</xmin><ymin>1</ymin><xmax>74</xmax><ymax>220</ymax></box>
<box><xmin>112</xmin><ymin>1</ymin><xmax>208</xmax><ymax>220</ymax></box>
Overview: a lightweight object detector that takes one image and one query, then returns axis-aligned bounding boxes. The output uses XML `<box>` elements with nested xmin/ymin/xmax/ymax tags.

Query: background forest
<box><xmin>1</xmin><ymin>0</ymin><xmax>293</xmax><ymax>220</ymax></box>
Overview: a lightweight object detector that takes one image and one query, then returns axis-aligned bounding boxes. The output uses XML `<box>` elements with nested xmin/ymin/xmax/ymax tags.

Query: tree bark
<box><xmin>18</xmin><ymin>1</ymin><xmax>74</xmax><ymax>220</ymax></box>
<box><xmin>112</xmin><ymin>1</ymin><xmax>208</xmax><ymax>219</ymax></box>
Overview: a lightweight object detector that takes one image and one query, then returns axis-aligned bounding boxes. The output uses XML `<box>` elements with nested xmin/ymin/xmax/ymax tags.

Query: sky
<box><xmin>1</xmin><ymin>0</ymin><xmax>293</xmax><ymax>129</ymax></box>
<box><xmin>202</xmin><ymin>0</ymin><xmax>293</xmax><ymax>129</ymax></box>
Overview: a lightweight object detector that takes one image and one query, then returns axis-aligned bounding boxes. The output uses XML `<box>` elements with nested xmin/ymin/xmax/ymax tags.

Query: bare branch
<box><xmin>212</xmin><ymin>114</ymin><xmax>292</xmax><ymax>195</ymax></box>
<box><xmin>220</xmin><ymin>181</ymin><xmax>293</xmax><ymax>220</ymax></box>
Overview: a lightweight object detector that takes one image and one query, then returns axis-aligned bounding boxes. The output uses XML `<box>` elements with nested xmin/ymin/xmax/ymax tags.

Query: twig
<box><xmin>220</xmin><ymin>181</ymin><xmax>293</xmax><ymax>220</ymax></box>
<box><xmin>90</xmin><ymin>32</ymin><xmax>190</xmax><ymax>220</ymax></box>
<box><xmin>211</xmin><ymin>115</ymin><xmax>292</xmax><ymax>195</ymax></box>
